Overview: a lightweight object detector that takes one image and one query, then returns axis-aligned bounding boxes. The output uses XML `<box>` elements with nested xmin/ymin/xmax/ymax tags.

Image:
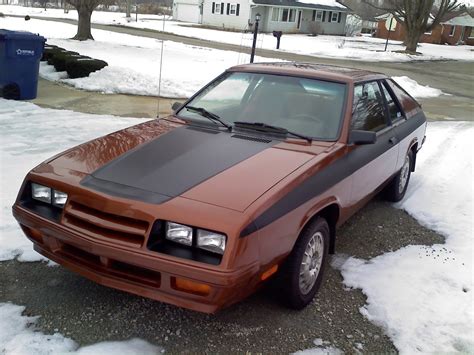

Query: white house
<box><xmin>172</xmin><ymin>0</ymin><xmax>351</xmax><ymax>34</ymax></box>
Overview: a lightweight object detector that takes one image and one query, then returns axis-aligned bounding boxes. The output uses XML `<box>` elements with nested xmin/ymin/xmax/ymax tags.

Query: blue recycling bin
<box><xmin>0</xmin><ymin>30</ymin><xmax>45</xmax><ymax>100</ymax></box>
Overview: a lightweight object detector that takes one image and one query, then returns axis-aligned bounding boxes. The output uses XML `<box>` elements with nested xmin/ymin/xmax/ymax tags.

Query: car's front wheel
<box><xmin>280</xmin><ymin>217</ymin><xmax>329</xmax><ymax>309</ymax></box>
<box><xmin>385</xmin><ymin>150</ymin><xmax>413</xmax><ymax>202</ymax></box>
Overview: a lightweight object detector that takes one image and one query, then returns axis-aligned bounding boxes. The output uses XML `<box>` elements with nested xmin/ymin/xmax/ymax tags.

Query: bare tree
<box><xmin>364</xmin><ymin>0</ymin><xmax>460</xmax><ymax>53</ymax></box>
<box><xmin>66</xmin><ymin>0</ymin><xmax>102</xmax><ymax>40</ymax></box>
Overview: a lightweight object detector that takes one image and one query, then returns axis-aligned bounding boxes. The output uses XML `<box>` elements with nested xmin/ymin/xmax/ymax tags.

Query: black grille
<box><xmin>231</xmin><ymin>134</ymin><xmax>272</xmax><ymax>143</ymax></box>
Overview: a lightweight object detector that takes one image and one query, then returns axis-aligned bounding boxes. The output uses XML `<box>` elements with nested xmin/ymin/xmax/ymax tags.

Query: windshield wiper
<box><xmin>185</xmin><ymin>106</ymin><xmax>232</xmax><ymax>131</ymax></box>
<box><xmin>234</xmin><ymin>121</ymin><xmax>313</xmax><ymax>143</ymax></box>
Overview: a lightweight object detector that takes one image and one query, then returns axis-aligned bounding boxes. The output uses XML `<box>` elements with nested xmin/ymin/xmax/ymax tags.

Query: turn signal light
<box><xmin>173</xmin><ymin>277</ymin><xmax>211</xmax><ymax>296</ymax></box>
<box><xmin>261</xmin><ymin>264</ymin><xmax>278</xmax><ymax>281</ymax></box>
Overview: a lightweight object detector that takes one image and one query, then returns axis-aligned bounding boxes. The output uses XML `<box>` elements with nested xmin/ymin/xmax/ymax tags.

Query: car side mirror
<box><xmin>172</xmin><ymin>102</ymin><xmax>182</xmax><ymax>112</ymax></box>
<box><xmin>350</xmin><ymin>130</ymin><xmax>377</xmax><ymax>145</ymax></box>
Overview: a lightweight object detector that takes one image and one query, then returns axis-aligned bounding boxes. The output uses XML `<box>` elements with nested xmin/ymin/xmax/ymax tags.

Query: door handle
<box><xmin>389</xmin><ymin>137</ymin><xmax>398</xmax><ymax>145</ymax></box>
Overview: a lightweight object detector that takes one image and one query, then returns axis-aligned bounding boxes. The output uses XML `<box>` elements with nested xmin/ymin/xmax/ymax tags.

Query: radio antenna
<box><xmin>157</xmin><ymin>13</ymin><xmax>166</xmax><ymax>118</ymax></box>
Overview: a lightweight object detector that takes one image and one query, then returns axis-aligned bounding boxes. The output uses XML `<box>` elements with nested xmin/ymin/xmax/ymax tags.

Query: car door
<box><xmin>379</xmin><ymin>79</ymin><xmax>407</xmax><ymax>170</ymax></box>
<box><xmin>350</xmin><ymin>81</ymin><xmax>399</xmax><ymax>203</ymax></box>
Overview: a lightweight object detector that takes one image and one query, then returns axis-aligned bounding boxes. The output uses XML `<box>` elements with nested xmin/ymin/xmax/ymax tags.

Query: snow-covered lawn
<box><xmin>1</xmin><ymin>5</ymin><xmax>474</xmax><ymax>62</ymax></box>
<box><xmin>334</xmin><ymin>121</ymin><xmax>474</xmax><ymax>353</ymax></box>
<box><xmin>0</xmin><ymin>303</ymin><xmax>161</xmax><ymax>355</ymax></box>
<box><xmin>1</xmin><ymin>16</ymin><xmax>273</xmax><ymax>98</ymax></box>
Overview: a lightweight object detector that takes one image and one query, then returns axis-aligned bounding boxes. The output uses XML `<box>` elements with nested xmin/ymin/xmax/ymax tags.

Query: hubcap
<box><xmin>399</xmin><ymin>155</ymin><xmax>410</xmax><ymax>194</ymax></box>
<box><xmin>299</xmin><ymin>231</ymin><xmax>324</xmax><ymax>295</ymax></box>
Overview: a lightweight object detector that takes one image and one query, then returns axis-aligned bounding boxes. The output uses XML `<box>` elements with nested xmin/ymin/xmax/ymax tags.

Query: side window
<box><xmin>381</xmin><ymin>81</ymin><xmax>404</xmax><ymax>122</ymax></box>
<box><xmin>351</xmin><ymin>82</ymin><xmax>388</xmax><ymax>132</ymax></box>
<box><xmin>385</xmin><ymin>79</ymin><xmax>420</xmax><ymax>115</ymax></box>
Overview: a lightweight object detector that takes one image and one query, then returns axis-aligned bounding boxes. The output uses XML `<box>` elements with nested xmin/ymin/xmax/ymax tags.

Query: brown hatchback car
<box><xmin>13</xmin><ymin>63</ymin><xmax>426</xmax><ymax>313</ymax></box>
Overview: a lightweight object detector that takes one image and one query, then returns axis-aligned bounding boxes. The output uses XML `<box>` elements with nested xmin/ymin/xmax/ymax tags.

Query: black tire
<box><xmin>279</xmin><ymin>217</ymin><xmax>330</xmax><ymax>309</ymax></box>
<box><xmin>385</xmin><ymin>150</ymin><xmax>413</xmax><ymax>202</ymax></box>
<box><xmin>2</xmin><ymin>83</ymin><xmax>21</xmax><ymax>100</ymax></box>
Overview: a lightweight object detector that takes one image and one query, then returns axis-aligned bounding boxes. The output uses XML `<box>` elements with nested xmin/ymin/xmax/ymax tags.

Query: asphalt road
<box><xmin>1</xmin><ymin>199</ymin><xmax>444</xmax><ymax>353</ymax></box>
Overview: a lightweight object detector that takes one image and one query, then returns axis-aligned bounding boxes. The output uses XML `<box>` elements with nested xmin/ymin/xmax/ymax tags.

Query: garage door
<box><xmin>176</xmin><ymin>4</ymin><xmax>200</xmax><ymax>23</ymax></box>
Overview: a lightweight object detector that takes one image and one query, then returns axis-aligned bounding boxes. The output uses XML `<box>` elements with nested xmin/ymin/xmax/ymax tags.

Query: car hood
<box><xmin>50</xmin><ymin>121</ymin><xmax>319</xmax><ymax>212</ymax></box>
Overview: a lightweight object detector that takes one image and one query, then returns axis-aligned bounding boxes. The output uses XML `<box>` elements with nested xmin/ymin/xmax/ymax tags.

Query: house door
<box><xmin>297</xmin><ymin>11</ymin><xmax>302</xmax><ymax>30</ymax></box>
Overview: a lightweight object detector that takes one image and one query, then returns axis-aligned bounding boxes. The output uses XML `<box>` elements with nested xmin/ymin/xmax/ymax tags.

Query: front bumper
<box><xmin>13</xmin><ymin>205</ymin><xmax>259</xmax><ymax>313</ymax></box>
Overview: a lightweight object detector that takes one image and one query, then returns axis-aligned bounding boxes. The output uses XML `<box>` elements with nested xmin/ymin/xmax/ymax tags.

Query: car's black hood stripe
<box><xmin>240</xmin><ymin>112</ymin><xmax>426</xmax><ymax>237</ymax></box>
<box><xmin>81</xmin><ymin>126</ymin><xmax>276</xmax><ymax>204</ymax></box>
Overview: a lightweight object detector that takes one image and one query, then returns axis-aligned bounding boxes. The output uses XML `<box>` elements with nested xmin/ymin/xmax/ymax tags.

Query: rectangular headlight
<box><xmin>31</xmin><ymin>183</ymin><xmax>51</xmax><ymax>204</ymax></box>
<box><xmin>197</xmin><ymin>229</ymin><xmax>226</xmax><ymax>255</ymax></box>
<box><xmin>166</xmin><ymin>222</ymin><xmax>193</xmax><ymax>246</ymax></box>
<box><xmin>53</xmin><ymin>190</ymin><xmax>68</xmax><ymax>208</ymax></box>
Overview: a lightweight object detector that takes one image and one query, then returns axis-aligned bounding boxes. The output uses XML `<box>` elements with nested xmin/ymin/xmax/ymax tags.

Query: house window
<box><xmin>271</xmin><ymin>7</ymin><xmax>279</xmax><ymax>21</ymax></box>
<box><xmin>449</xmin><ymin>25</ymin><xmax>456</xmax><ymax>36</ymax></box>
<box><xmin>288</xmin><ymin>9</ymin><xmax>296</xmax><ymax>22</ymax></box>
<box><xmin>312</xmin><ymin>10</ymin><xmax>323</xmax><ymax>22</ymax></box>
<box><xmin>271</xmin><ymin>7</ymin><xmax>296</xmax><ymax>22</ymax></box>
<box><xmin>424</xmin><ymin>29</ymin><xmax>432</xmax><ymax>35</ymax></box>
<box><xmin>230</xmin><ymin>4</ymin><xmax>237</xmax><ymax>15</ymax></box>
<box><xmin>330</xmin><ymin>11</ymin><xmax>339</xmax><ymax>22</ymax></box>
<box><xmin>215</xmin><ymin>3</ymin><xmax>221</xmax><ymax>14</ymax></box>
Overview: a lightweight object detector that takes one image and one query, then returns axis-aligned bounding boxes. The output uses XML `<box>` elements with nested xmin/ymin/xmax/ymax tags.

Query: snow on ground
<box><xmin>294</xmin><ymin>338</ymin><xmax>343</xmax><ymax>354</ymax></box>
<box><xmin>1</xmin><ymin>16</ymin><xmax>272</xmax><ymax>98</ymax></box>
<box><xmin>1</xmin><ymin>5</ymin><xmax>473</xmax><ymax>62</ymax></box>
<box><xmin>392</xmin><ymin>76</ymin><xmax>445</xmax><ymax>98</ymax></box>
<box><xmin>334</xmin><ymin>121</ymin><xmax>474</xmax><ymax>354</ymax></box>
<box><xmin>0</xmin><ymin>303</ymin><xmax>161</xmax><ymax>354</ymax></box>
<box><xmin>0</xmin><ymin>99</ymin><xmax>148</xmax><ymax>262</ymax></box>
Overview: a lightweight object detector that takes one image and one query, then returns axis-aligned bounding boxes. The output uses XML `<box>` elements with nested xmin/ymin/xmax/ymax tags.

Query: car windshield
<box><xmin>177</xmin><ymin>72</ymin><xmax>347</xmax><ymax>141</ymax></box>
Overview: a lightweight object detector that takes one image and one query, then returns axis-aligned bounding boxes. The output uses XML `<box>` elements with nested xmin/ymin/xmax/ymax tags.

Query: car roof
<box><xmin>227</xmin><ymin>62</ymin><xmax>387</xmax><ymax>84</ymax></box>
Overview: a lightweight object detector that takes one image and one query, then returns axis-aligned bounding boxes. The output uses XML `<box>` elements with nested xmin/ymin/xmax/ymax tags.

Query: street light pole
<box><xmin>250</xmin><ymin>13</ymin><xmax>261</xmax><ymax>63</ymax></box>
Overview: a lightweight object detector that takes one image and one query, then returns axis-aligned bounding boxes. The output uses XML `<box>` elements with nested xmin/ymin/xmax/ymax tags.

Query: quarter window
<box><xmin>381</xmin><ymin>81</ymin><xmax>403</xmax><ymax>122</ymax></box>
<box><xmin>351</xmin><ymin>82</ymin><xmax>388</xmax><ymax>132</ymax></box>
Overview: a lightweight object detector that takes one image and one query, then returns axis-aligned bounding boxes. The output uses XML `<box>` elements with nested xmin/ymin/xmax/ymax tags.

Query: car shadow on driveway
<box><xmin>0</xmin><ymin>198</ymin><xmax>443</xmax><ymax>354</ymax></box>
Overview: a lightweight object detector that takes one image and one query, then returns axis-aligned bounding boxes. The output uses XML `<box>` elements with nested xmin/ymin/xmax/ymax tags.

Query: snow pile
<box><xmin>294</xmin><ymin>338</ymin><xmax>343</xmax><ymax>355</ymax></box>
<box><xmin>392</xmin><ymin>76</ymin><xmax>444</xmax><ymax>99</ymax></box>
<box><xmin>0</xmin><ymin>303</ymin><xmax>161</xmax><ymax>354</ymax></box>
<box><xmin>335</xmin><ymin>121</ymin><xmax>474</xmax><ymax>353</ymax></box>
<box><xmin>0</xmin><ymin>99</ymin><xmax>147</xmax><ymax>261</ymax></box>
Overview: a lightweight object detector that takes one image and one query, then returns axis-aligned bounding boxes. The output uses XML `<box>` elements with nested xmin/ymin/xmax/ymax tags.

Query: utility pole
<box><xmin>250</xmin><ymin>13</ymin><xmax>261</xmax><ymax>63</ymax></box>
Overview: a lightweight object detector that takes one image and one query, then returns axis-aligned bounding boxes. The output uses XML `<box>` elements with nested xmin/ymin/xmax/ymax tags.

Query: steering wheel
<box><xmin>291</xmin><ymin>113</ymin><xmax>329</xmax><ymax>133</ymax></box>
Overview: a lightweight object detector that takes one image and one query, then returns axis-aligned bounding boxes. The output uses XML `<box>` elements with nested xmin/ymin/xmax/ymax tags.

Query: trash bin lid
<box><xmin>0</xmin><ymin>29</ymin><xmax>45</xmax><ymax>42</ymax></box>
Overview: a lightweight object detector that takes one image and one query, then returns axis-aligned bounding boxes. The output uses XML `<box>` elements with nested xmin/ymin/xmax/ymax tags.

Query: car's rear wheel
<box><xmin>385</xmin><ymin>150</ymin><xmax>413</xmax><ymax>202</ymax></box>
<box><xmin>280</xmin><ymin>217</ymin><xmax>329</xmax><ymax>309</ymax></box>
